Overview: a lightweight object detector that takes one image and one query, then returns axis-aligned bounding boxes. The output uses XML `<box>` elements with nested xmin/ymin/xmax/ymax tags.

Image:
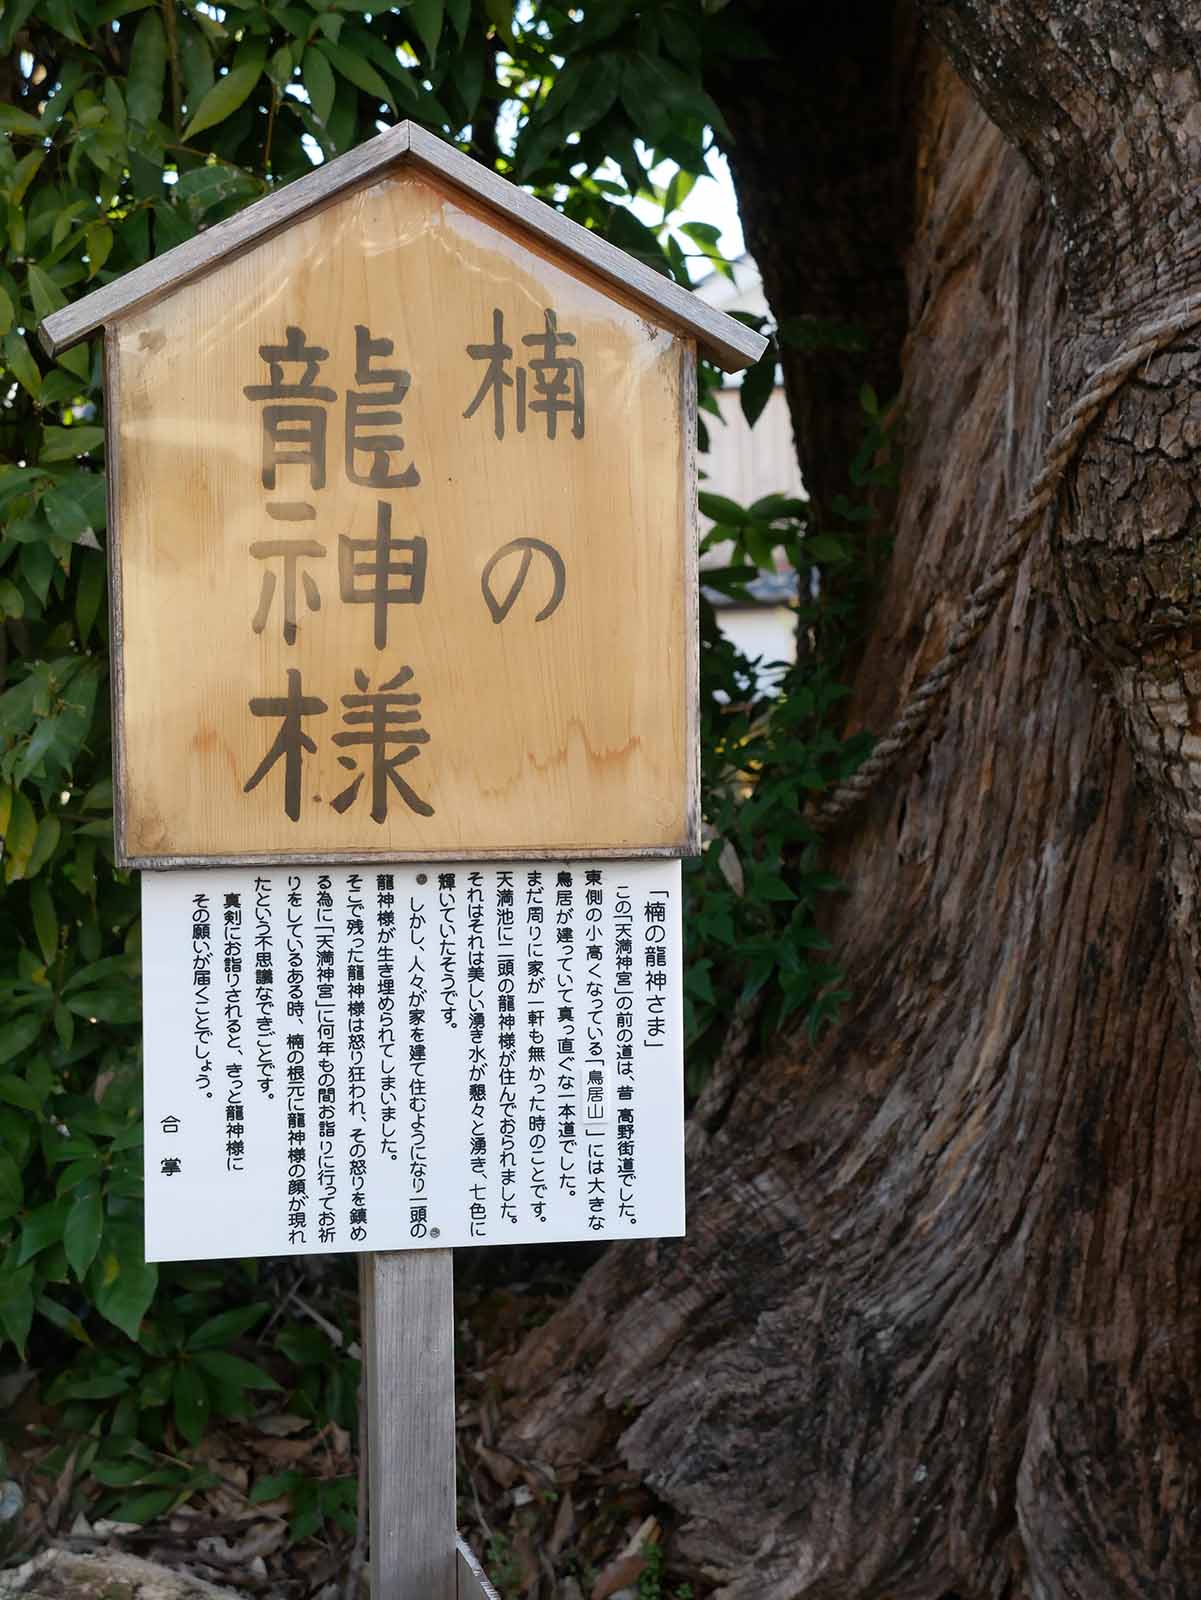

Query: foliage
<box><xmin>0</xmin><ymin>0</ymin><xmax>875</xmax><ymax>1530</ymax></box>
<box><xmin>638</xmin><ymin>1537</ymin><xmax>693</xmax><ymax>1599</ymax></box>
<box><xmin>249</xmin><ymin>1466</ymin><xmax>357</xmax><ymax>1541</ymax></box>
<box><xmin>684</xmin><ymin>358</ymin><xmax>892</xmax><ymax>1076</ymax></box>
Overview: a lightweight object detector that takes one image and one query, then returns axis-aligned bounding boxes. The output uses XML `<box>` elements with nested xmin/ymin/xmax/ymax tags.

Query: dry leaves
<box><xmin>2</xmin><ymin>1267</ymin><xmax>710</xmax><ymax>1600</ymax></box>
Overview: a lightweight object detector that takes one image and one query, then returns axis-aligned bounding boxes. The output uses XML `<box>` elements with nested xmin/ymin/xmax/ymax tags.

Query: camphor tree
<box><xmin>2</xmin><ymin>0</ymin><xmax>1201</xmax><ymax>1595</ymax></box>
<box><xmin>499</xmin><ymin>5</ymin><xmax>1201</xmax><ymax>1599</ymax></box>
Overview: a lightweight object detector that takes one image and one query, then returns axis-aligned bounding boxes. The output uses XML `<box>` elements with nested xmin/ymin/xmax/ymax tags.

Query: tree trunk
<box><xmin>710</xmin><ymin>0</ymin><xmax>916</xmax><ymax>525</ymax></box>
<box><xmin>500</xmin><ymin>19</ymin><xmax>1201</xmax><ymax>1600</ymax></box>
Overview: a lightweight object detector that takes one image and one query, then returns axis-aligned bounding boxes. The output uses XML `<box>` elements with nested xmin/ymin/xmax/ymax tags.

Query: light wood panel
<box><xmin>111</xmin><ymin>170</ymin><xmax>695</xmax><ymax>864</ymax></box>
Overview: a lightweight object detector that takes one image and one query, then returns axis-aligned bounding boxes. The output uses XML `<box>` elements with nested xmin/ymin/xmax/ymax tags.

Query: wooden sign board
<box><xmin>42</xmin><ymin>126</ymin><xmax>764</xmax><ymax>868</ymax></box>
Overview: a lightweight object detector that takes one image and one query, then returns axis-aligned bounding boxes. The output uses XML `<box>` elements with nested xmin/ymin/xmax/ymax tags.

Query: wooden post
<box><xmin>361</xmin><ymin>1249</ymin><xmax>457</xmax><ymax>1600</ymax></box>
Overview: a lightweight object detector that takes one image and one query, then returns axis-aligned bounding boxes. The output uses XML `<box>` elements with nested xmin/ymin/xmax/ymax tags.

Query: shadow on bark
<box><xmin>498</xmin><ymin>40</ymin><xmax>1201</xmax><ymax>1600</ymax></box>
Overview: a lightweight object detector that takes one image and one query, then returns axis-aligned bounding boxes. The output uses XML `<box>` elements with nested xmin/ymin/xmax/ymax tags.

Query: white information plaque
<box><xmin>142</xmin><ymin>862</ymin><xmax>684</xmax><ymax>1262</ymax></box>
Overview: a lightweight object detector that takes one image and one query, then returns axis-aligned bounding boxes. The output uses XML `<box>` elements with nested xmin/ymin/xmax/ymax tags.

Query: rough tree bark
<box><xmin>500</xmin><ymin>9</ymin><xmax>1201</xmax><ymax>1599</ymax></box>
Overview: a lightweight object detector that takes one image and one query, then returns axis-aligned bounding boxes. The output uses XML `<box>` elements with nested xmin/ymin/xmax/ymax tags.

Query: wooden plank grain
<box><xmin>110</xmin><ymin>171</ymin><xmax>694</xmax><ymax>864</ymax></box>
<box><xmin>361</xmin><ymin>1249</ymin><xmax>457</xmax><ymax>1600</ymax></box>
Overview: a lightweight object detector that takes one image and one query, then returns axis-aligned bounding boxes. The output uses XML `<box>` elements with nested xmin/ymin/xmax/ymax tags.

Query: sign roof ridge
<box><xmin>38</xmin><ymin>120</ymin><xmax>766</xmax><ymax>373</ymax></box>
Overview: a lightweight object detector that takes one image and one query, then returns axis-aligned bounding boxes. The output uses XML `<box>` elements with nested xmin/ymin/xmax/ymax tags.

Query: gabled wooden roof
<box><xmin>39</xmin><ymin>121</ymin><xmax>766</xmax><ymax>372</ymax></box>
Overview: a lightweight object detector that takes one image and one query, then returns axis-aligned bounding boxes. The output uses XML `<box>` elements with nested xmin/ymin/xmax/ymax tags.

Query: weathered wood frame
<box><xmin>40</xmin><ymin>123</ymin><xmax>765</xmax><ymax>371</ymax></box>
<box><xmin>44</xmin><ymin>124</ymin><xmax>758</xmax><ymax>872</ymax></box>
<box><xmin>100</xmin><ymin>331</ymin><xmax>702</xmax><ymax>871</ymax></box>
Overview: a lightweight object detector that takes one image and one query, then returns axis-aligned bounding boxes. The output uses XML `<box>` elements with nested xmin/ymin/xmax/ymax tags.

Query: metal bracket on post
<box><xmin>457</xmin><ymin>1535</ymin><xmax>501</xmax><ymax>1599</ymax></box>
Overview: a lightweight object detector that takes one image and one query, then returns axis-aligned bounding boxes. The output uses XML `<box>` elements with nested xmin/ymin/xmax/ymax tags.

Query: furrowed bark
<box><xmin>923</xmin><ymin>3</ymin><xmax>1201</xmax><ymax>1052</ymax></box>
<box><xmin>500</xmin><ymin>30</ymin><xmax>1201</xmax><ymax>1600</ymax></box>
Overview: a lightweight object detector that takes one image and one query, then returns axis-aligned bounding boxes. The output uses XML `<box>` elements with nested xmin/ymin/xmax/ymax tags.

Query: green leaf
<box><xmin>63</xmin><ymin>955</ymin><xmax>138</xmax><ymax>993</ymax></box>
<box><xmin>27</xmin><ymin>263</ymin><xmax>67</xmax><ymax>322</ymax></box>
<box><xmin>0</xmin><ymin>104</ymin><xmax>44</xmax><ymax>137</ymax></box>
<box><xmin>739</xmin><ymin>348</ymin><xmax>776</xmax><ymax>429</ymax></box>
<box><xmin>84</xmin><ymin>221</ymin><xmax>113</xmax><ymax>279</ymax></box>
<box><xmin>663</xmin><ymin>165</ymin><xmax>698</xmax><ymax>215</ymax></box>
<box><xmin>0</xmin><ymin>1262</ymin><xmax>34</xmax><ymax>1354</ymax></box>
<box><xmin>95</xmin><ymin>1258</ymin><xmax>157</xmax><ymax>1340</ymax></box>
<box><xmin>274</xmin><ymin>1324</ymin><xmax>330</xmax><ymax>1366</ymax></box>
<box><xmin>0</xmin><ymin>1150</ymin><xmax>22</xmax><ymax>1221</ymax></box>
<box><xmin>193</xmin><ymin>1350</ymin><xmax>281</xmax><ymax>1390</ymax></box>
<box><xmin>65</xmin><ymin>988</ymin><xmax>140</xmax><ymax>1024</ymax></box>
<box><xmin>81</xmin><ymin>777</ymin><xmax>113</xmax><ymax>812</ymax></box>
<box><xmin>0</xmin><ymin>1072</ymin><xmax>43</xmax><ymax>1114</ymax></box>
<box><xmin>303</xmin><ymin>46</ymin><xmax>336</xmax><ymax>126</ymax></box>
<box><xmin>0</xmin><ymin>0</ymin><xmax>38</xmax><ymax>51</ymax></box>
<box><xmin>173</xmin><ymin>1360</ymin><xmax>210</xmax><ymax>1445</ymax></box>
<box><xmin>482</xmin><ymin>0</ymin><xmax>516</xmax><ymax>48</ymax></box>
<box><xmin>43</xmin><ymin>0</ymin><xmax>87</xmax><ymax>45</ymax></box>
<box><xmin>43</xmin><ymin>477</ymin><xmax>104</xmax><ymax>543</ymax></box>
<box><xmin>75</xmin><ymin>549</ymin><xmax>106</xmax><ymax>643</ymax></box>
<box><xmin>0</xmin><ymin>1013</ymin><xmax>41</xmax><ymax>1065</ymax></box>
<box><xmin>804</xmin><ymin>534</ymin><xmax>851</xmax><ymax>563</ymax></box>
<box><xmin>409</xmin><ymin>0</ymin><xmax>444</xmax><ymax>61</ymax></box>
<box><xmin>127</xmin><ymin>11</ymin><xmax>166</xmax><ymax>125</ymax></box>
<box><xmin>18</xmin><ymin>1197</ymin><xmax>68</xmax><ymax>1262</ymax></box>
<box><xmin>2</xmin><ymin>789</ymin><xmax>37</xmax><ymax>881</ymax></box>
<box><xmin>178</xmin><ymin>19</ymin><xmax>215</xmax><ymax>110</ymax></box>
<box><xmin>4</xmin><ymin>331</ymin><xmax>42</xmax><ymax>399</ymax></box>
<box><xmin>31</xmin><ymin>877</ymin><xmax>57</xmax><ymax>965</ymax></box>
<box><xmin>187</xmin><ymin>1301</ymin><xmax>269</xmax><ymax>1349</ymax></box>
<box><xmin>57</xmin><ymin>1157</ymin><xmax>102</xmax><ymax>1197</ymax></box>
<box><xmin>58</xmin><ymin>342</ymin><xmax>91</xmax><ymax>380</ymax></box>
<box><xmin>40</xmin><ymin>426</ymin><xmax>105</xmax><ymax>462</ymax></box>
<box><xmin>0</xmin><ymin>283</ymin><xmax>14</xmax><ymax>336</ymax></box>
<box><xmin>698</xmin><ymin>491</ymin><xmax>748</xmax><ymax>525</ymax></box>
<box><xmin>313</xmin><ymin>40</ymin><xmax>394</xmax><ymax>111</ymax></box>
<box><xmin>449</xmin><ymin>30</ymin><xmax>484</xmax><ymax>119</ymax></box>
<box><xmin>109</xmin><ymin>1487</ymin><xmax>178</xmax><ymax>1524</ymax></box>
<box><xmin>541</xmin><ymin>53</ymin><xmax>620</xmax><ymax>134</ymax></box>
<box><xmin>748</xmin><ymin>493</ymin><xmax>808</xmax><ymax>520</ymax></box>
<box><xmin>184</xmin><ymin>42</ymin><xmax>267</xmax><ymax>138</ymax></box>
<box><xmin>20</xmin><ymin>540</ymin><xmax>57</xmax><ymax>605</ymax></box>
<box><xmin>64</xmin><ymin>1189</ymin><xmax>103</xmax><ymax>1278</ymax></box>
<box><xmin>27</xmin><ymin>815</ymin><xmax>62</xmax><ymax>877</ymax></box>
<box><xmin>250</xmin><ymin>1471</ymin><xmax>297</xmax><ymax>1503</ymax></box>
<box><xmin>93</xmin><ymin>1457</ymin><xmax>155</xmax><ymax>1484</ymax></box>
<box><xmin>10</xmin><ymin>148</ymin><xmax>44</xmax><ymax>206</ymax></box>
<box><xmin>175</xmin><ymin>161</ymin><xmax>258</xmax><ymax>211</ymax></box>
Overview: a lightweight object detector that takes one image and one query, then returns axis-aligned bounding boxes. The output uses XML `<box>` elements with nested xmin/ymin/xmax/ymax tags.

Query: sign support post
<box><xmin>360</xmin><ymin>1249</ymin><xmax>458</xmax><ymax>1599</ymax></box>
<box><xmin>360</xmin><ymin>1247</ymin><xmax>498</xmax><ymax>1598</ymax></box>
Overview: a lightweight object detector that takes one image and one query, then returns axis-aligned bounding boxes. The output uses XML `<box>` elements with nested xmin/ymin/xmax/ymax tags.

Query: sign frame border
<box><xmin>103</xmin><ymin>334</ymin><xmax>701</xmax><ymax>870</ymax></box>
